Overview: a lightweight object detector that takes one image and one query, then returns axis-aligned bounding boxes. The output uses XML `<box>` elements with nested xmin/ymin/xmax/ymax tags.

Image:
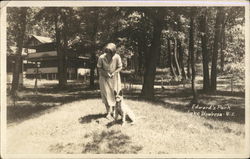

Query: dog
<box><xmin>113</xmin><ymin>90</ymin><xmax>136</xmax><ymax>126</ymax></box>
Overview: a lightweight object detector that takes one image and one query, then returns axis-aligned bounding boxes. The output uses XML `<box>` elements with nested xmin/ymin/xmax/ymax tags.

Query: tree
<box><xmin>199</xmin><ymin>8</ymin><xmax>210</xmax><ymax>91</ymax></box>
<box><xmin>189</xmin><ymin>7</ymin><xmax>198</xmax><ymax>103</ymax></box>
<box><xmin>141</xmin><ymin>8</ymin><xmax>165</xmax><ymax>99</ymax></box>
<box><xmin>211</xmin><ymin>7</ymin><xmax>225</xmax><ymax>91</ymax></box>
<box><xmin>177</xmin><ymin>39</ymin><xmax>187</xmax><ymax>80</ymax></box>
<box><xmin>219</xmin><ymin>7</ymin><xmax>244</xmax><ymax>72</ymax></box>
<box><xmin>35</xmin><ymin>7</ymin><xmax>80</xmax><ymax>87</ymax></box>
<box><xmin>7</xmin><ymin>7</ymin><xmax>28</xmax><ymax>94</ymax></box>
<box><xmin>57</xmin><ymin>8</ymin><xmax>68</xmax><ymax>87</ymax></box>
<box><xmin>81</xmin><ymin>8</ymin><xmax>100</xmax><ymax>88</ymax></box>
<box><xmin>167</xmin><ymin>38</ymin><xmax>177</xmax><ymax>78</ymax></box>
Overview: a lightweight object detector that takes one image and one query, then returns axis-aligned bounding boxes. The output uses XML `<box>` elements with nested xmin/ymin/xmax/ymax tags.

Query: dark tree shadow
<box><xmin>78</xmin><ymin>113</ymin><xmax>107</xmax><ymax>124</ymax></box>
<box><xmin>7</xmin><ymin>104</ymin><xmax>57</xmax><ymax>125</ymax></box>
<box><xmin>124</xmin><ymin>87</ymin><xmax>245</xmax><ymax>124</ymax></box>
<box><xmin>7</xmin><ymin>85</ymin><xmax>101</xmax><ymax>125</ymax></box>
<box><xmin>82</xmin><ymin>130</ymin><xmax>143</xmax><ymax>154</ymax></box>
<box><xmin>7</xmin><ymin>81</ymin><xmax>245</xmax><ymax>125</ymax></box>
<box><xmin>48</xmin><ymin>130</ymin><xmax>143</xmax><ymax>154</ymax></box>
<box><xmin>79</xmin><ymin>114</ymin><xmax>128</xmax><ymax>128</ymax></box>
<box><xmin>105</xmin><ymin>120</ymin><xmax>126</xmax><ymax>128</ymax></box>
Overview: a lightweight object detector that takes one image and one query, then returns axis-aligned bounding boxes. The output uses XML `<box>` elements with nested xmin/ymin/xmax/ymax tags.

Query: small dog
<box><xmin>113</xmin><ymin>90</ymin><xmax>136</xmax><ymax>126</ymax></box>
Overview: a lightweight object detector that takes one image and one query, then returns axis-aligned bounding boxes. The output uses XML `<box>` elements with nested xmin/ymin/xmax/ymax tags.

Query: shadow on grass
<box><xmin>82</xmin><ymin>130</ymin><xmax>143</xmax><ymax>154</ymax></box>
<box><xmin>79</xmin><ymin>113</ymin><xmax>107</xmax><ymax>124</ymax></box>
<box><xmin>78</xmin><ymin>113</ymin><xmax>127</xmax><ymax>129</ymax></box>
<box><xmin>49</xmin><ymin>130</ymin><xmax>142</xmax><ymax>154</ymax></box>
<box><xmin>124</xmin><ymin>88</ymin><xmax>245</xmax><ymax>124</ymax></box>
<box><xmin>7</xmin><ymin>85</ymin><xmax>101</xmax><ymax>125</ymax></box>
<box><xmin>7</xmin><ymin>104</ymin><xmax>56</xmax><ymax>125</ymax></box>
<box><xmin>7</xmin><ymin>82</ymin><xmax>245</xmax><ymax>125</ymax></box>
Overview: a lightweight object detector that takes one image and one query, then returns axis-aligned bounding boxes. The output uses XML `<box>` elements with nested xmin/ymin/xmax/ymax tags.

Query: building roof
<box><xmin>32</xmin><ymin>35</ymin><xmax>54</xmax><ymax>43</ymax></box>
<box><xmin>8</xmin><ymin>46</ymin><xmax>27</xmax><ymax>56</ymax></box>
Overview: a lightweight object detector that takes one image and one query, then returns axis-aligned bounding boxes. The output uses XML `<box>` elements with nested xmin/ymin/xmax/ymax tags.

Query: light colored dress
<box><xmin>97</xmin><ymin>53</ymin><xmax>122</xmax><ymax>106</ymax></box>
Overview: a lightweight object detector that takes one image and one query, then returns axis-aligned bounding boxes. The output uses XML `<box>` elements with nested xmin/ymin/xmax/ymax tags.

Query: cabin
<box><xmin>24</xmin><ymin>35</ymin><xmax>91</xmax><ymax>80</ymax></box>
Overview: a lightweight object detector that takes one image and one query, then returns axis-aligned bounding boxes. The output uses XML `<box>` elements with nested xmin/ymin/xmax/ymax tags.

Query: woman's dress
<box><xmin>97</xmin><ymin>53</ymin><xmax>122</xmax><ymax>106</ymax></box>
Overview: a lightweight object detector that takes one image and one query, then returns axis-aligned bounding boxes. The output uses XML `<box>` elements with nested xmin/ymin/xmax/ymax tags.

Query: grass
<box><xmin>6</xmin><ymin>75</ymin><xmax>245</xmax><ymax>154</ymax></box>
<box><xmin>7</xmin><ymin>98</ymin><xmax>245</xmax><ymax>154</ymax></box>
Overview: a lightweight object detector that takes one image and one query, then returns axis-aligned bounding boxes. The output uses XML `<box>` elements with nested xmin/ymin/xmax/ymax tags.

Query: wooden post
<box><xmin>231</xmin><ymin>77</ymin><xmax>233</xmax><ymax>93</ymax></box>
<box><xmin>21</xmin><ymin>59</ymin><xmax>24</xmax><ymax>86</ymax></box>
<box><xmin>76</xmin><ymin>73</ymin><xmax>78</xmax><ymax>80</ymax></box>
<box><xmin>34</xmin><ymin>62</ymin><xmax>38</xmax><ymax>95</ymax></box>
<box><xmin>124</xmin><ymin>77</ymin><xmax>126</xmax><ymax>90</ymax></box>
<box><xmin>69</xmin><ymin>71</ymin><xmax>71</xmax><ymax>80</ymax></box>
<box><xmin>161</xmin><ymin>76</ymin><xmax>163</xmax><ymax>88</ymax></box>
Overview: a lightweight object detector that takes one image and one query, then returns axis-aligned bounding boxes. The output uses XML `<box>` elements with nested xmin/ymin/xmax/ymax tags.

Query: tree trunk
<box><xmin>141</xmin><ymin>37</ymin><xmax>148</xmax><ymax>75</ymax></box>
<box><xmin>220</xmin><ymin>22</ymin><xmax>226</xmax><ymax>72</ymax></box>
<box><xmin>89</xmin><ymin>10</ymin><xmax>99</xmax><ymax>88</ymax></box>
<box><xmin>11</xmin><ymin>7</ymin><xmax>28</xmax><ymax>95</ymax></box>
<box><xmin>141</xmin><ymin>11</ymin><xmax>164</xmax><ymax>100</ymax></box>
<box><xmin>56</xmin><ymin>9</ymin><xmax>67</xmax><ymax>88</ymax></box>
<box><xmin>167</xmin><ymin>39</ymin><xmax>177</xmax><ymax>78</ymax></box>
<box><xmin>173</xmin><ymin>38</ymin><xmax>181</xmax><ymax>76</ymax></box>
<box><xmin>187</xmin><ymin>45</ymin><xmax>191</xmax><ymax>79</ymax></box>
<box><xmin>189</xmin><ymin>8</ymin><xmax>198</xmax><ymax>103</ymax></box>
<box><xmin>200</xmin><ymin>8</ymin><xmax>210</xmax><ymax>91</ymax></box>
<box><xmin>138</xmin><ymin>38</ymin><xmax>144</xmax><ymax>75</ymax></box>
<box><xmin>89</xmin><ymin>52</ymin><xmax>97</xmax><ymax>88</ymax></box>
<box><xmin>177</xmin><ymin>39</ymin><xmax>187</xmax><ymax>80</ymax></box>
<box><xmin>211</xmin><ymin>8</ymin><xmax>225</xmax><ymax>91</ymax></box>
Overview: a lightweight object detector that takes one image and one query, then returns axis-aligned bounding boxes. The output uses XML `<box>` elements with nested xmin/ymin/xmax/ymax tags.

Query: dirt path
<box><xmin>7</xmin><ymin>99</ymin><xmax>245</xmax><ymax>154</ymax></box>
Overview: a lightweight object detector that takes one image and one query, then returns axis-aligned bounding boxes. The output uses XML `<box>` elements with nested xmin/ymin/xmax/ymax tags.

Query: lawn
<box><xmin>6</xmin><ymin>77</ymin><xmax>245</xmax><ymax>155</ymax></box>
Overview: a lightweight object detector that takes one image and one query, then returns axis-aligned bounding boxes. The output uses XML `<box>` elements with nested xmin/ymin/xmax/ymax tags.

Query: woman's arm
<box><xmin>111</xmin><ymin>67</ymin><xmax>122</xmax><ymax>75</ymax></box>
<box><xmin>111</xmin><ymin>54</ymin><xmax>123</xmax><ymax>75</ymax></box>
<box><xmin>98</xmin><ymin>68</ymin><xmax>109</xmax><ymax>78</ymax></box>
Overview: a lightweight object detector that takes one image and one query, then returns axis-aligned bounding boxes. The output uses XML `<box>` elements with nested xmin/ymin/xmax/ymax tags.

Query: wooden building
<box><xmin>24</xmin><ymin>35</ymin><xmax>90</xmax><ymax>80</ymax></box>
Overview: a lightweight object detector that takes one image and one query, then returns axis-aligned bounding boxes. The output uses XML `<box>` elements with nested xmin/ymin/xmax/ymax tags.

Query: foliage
<box><xmin>7</xmin><ymin>6</ymin><xmax>245</xmax><ymax>97</ymax></box>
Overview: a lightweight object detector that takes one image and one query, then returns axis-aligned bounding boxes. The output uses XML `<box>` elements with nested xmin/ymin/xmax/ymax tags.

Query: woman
<box><xmin>97</xmin><ymin>43</ymin><xmax>122</xmax><ymax>119</ymax></box>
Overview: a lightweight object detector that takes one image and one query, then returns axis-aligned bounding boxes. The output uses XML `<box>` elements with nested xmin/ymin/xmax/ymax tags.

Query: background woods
<box><xmin>7</xmin><ymin>6</ymin><xmax>245</xmax><ymax>101</ymax></box>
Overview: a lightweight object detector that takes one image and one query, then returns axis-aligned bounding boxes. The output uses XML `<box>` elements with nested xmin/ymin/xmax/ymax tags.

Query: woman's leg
<box><xmin>105</xmin><ymin>103</ymin><xmax>109</xmax><ymax>113</ymax></box>
<box><xmin>103</xmin><ymin>98</ymin><xmax>112</xmax><ymax>119</ymax></box>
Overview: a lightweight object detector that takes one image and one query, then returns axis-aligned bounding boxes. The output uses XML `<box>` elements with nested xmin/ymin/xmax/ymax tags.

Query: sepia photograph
<box><xmin>0</xmin><ymin>0</ymin><xmax>249</xmax><ymax>158</ymax></box>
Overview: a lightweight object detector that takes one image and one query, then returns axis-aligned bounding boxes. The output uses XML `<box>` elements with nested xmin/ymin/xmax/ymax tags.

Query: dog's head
<box><xmin>114</xmin><ymin>90</ymin><xmax>123</xmax><ymax>102</ymax></box>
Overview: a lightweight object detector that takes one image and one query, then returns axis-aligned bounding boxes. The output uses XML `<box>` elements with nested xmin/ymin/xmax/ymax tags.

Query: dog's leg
<box><xmin>113</xmin><ymin>107</ymin><xmax>118</xmax><ymax>121</ymax></box>
<box><xmin>126</xmin><ymin>107</ymin><xmax>136</xmax><ymax>124</ymax></box>
<box><xmin>106</xmin><ymin>106</ymin><xmax>113</xmax><ymax>120</ymax></box>
<box><xmin>122</xmin><ymin>112</ymin><xmax>126</xmax><ymax>126</ymax></box>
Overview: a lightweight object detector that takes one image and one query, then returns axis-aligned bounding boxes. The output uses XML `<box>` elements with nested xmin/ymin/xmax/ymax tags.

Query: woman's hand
<box><xmin>108</xmin><ymin>73</ymin><xmax>114</xmax><ymax>78</ymax></box>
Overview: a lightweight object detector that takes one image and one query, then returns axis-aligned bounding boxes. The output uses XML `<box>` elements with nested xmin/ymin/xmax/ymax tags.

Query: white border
<box><xmin>1</xmin><ymin>1</ymin><xmax>250</xmax><ymax>158</ymax></box>
<box><xmin>2</xmin><ymin>0</ymin><xmax>250</xmax><ymax>7</ymax></box>
<box><xmin>245</xmin><ymin>1</ymin><xmax>250</xmax><ymax>158</ymax></box>
<box><xmin>0</xmin><ymin>3</ymin><xmax>7</xmax><ymax>159</ymax></box>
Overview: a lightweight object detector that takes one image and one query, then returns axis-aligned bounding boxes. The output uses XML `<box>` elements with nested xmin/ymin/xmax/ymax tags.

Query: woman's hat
<box><xmin>105</xmin><ymin>43</ymin><xmax>116</xmax><ymax>52</ymax></box>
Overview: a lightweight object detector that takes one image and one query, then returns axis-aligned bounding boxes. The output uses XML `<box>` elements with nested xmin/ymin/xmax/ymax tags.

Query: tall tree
<box><xmin>57</xmin><ymin>8</ymin><xmax>69</xmax><ymax>87</ymax></box>
<box><xmin>168</xmin><ymin>38</ymin><xmax>177</xmax><ymax>78</ymax></box>
<box><xmin>8</xmin><ymin>7</ymin><xmax>28</xmax><ymax>94</ymax></box>
<box><xmin>35</xmin><ymin>7</ymin><xmax>69</xmax><ymax>87</ymax></box>
<box><xmin>141</xmin><ymin>8</ymin><xmax>165</xmax><ymax>99</ymax></box>
<box><xmin>85</xmin><ymin>8</ymin><xmax>99</xmax><ymax>88</ymax></box>
<box><xmin>177</xmin><ymin>39</ymin><xmax>187</xmax><ymax>80</ymax></box>
<box><xmin>211</xmin><ymin>7</ymin><xmax>225</xmax><ymax>91</ymax></box>
<box><xmin>199</xmin><ymin>8</ymin><xmax>210</xmax><ymax>91</ymax></box>
<box><xmin>189</xmin><ymin>7</ymin><xmax>198</xmax><ymax>103</ymax></box>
